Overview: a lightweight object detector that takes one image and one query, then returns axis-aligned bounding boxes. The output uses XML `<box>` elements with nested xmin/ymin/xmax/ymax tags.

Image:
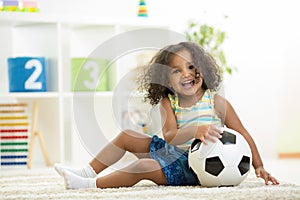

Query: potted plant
<box><xmin>185</xmin><ymin>21</ymin><xmax>234</xmax><ymax>76</ymax></box>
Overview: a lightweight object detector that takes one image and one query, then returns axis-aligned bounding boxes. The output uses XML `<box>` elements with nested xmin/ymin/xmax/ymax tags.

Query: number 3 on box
<box><xmin>83</xmin><ymin>61</ymin><xmax>99</xmax><ymax>90</ymax></box>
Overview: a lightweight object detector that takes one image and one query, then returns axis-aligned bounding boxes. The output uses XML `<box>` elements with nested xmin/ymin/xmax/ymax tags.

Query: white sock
<box><xmin>54</xmin><ymin>163</ymin><xmax>97</xmax><ymax>178</ymax></box>
<box><xmin>63</xmin><ymin>170</ymin><xmax>97</xmax><ymax>189</ymax></box>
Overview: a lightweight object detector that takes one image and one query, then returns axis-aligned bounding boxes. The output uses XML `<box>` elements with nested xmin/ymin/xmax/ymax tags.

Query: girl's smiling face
<box><xmin>168</xmin><ymin>49</ymin><xmax>203</xmax><ymax>98</ymax></box>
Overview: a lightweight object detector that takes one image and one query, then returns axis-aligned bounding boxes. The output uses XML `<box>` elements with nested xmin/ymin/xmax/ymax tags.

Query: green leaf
<box><xmin>216</xmin><ymin>32</ymin><xmax>225</xmax><ymax>45</ymax></box>
<box><xmin>226</xmin><ymin>67</ymin><xmax>232</xmax><ymax>75</ymax></box>
<box><xmin>185</xmin><ymin>21</ymin><xmax>234</xmax><ymax>76</ymax></box>
<box><xmin>190</xmin><ymin>22</ymin><xmax>196</xmax><ymax>28</ymax></box>
<box><xmin>218</xmin><ymin>51</ymin><xmax>226</xmax><ymax>65</ymax></box>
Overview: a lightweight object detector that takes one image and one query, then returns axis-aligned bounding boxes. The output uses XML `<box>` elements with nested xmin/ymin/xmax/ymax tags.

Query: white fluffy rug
<box><xmin>1</xmin><ymin>168</ymin><xmax>299</xmax><ymax>200</ymax></box>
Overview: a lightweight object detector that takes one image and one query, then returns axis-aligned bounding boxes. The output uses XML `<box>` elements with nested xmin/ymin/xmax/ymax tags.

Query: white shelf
<box><xmin>0</xmin><ymin>92</ymin><xmax>60</xmax><ymax>98</ymax></box>
<box><xmin>0</xmin><ymin>12</ymin><xmax>57</xmax><ymax>25</ymax></box>
<box><xmin>0</xmin><ymin>12</ymin><xmax>169</xmax><ymax>27</ymax></box>
<box><xmin>61</xmin><ymin>91</ymin><xmax>114</xmax><ymax>98</ymax></box>
<box><xmin>0</xmin><ymin>12</ymin><xmax>170</xmax><ymax>165</ymax></box>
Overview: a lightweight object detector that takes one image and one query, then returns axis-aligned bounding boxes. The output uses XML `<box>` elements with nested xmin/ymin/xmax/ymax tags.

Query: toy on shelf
<box><xmin>0</xmin><ymin>0</ymin><xmax>39</xmax><ymax>12</ymax></box>
<box><xmin>19</xmin><ymin>0</ymin><xmax>39</xmax><ymax>12</ymax></box>
<box><xmin>1</xmin><ymin>0</ymin><xmax>20</xmax><ymax>12</ymax></box>
<box><xmin>0</xmin><ymin>101</ymin><xmax>51</xmax><ymax>168</ymax></box>
<box><xmin>137</xmin><ymin>0</ymin><xmax>148</xmax><ymax>17</ymax></box>
<box><xmin>71</xmin><ymin>57</ymin><xmax>110</xmax><ymax>92</ymax></box>
<box><xmin>7</xmin><ymin>57</ymin><xmax>47</xmax><ymax>92</ymax></box>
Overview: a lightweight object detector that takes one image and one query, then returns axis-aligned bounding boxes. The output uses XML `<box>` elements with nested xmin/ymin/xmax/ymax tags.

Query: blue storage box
<box><xmin>7</xmin><ymin>57</ymin><xmax>47</xmax><ymax>92</ymax></box>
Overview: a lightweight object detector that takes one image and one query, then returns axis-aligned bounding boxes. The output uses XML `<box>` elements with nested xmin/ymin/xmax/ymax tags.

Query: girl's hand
<box><xmin>255</xmin><ymin>166</ymin><xmax>280</xmax><ymax>185</ymax></box>
<box><xmin>194</xmin><ymin>125</ymin><xmax>222</xmax><ymax>144</ymax></box>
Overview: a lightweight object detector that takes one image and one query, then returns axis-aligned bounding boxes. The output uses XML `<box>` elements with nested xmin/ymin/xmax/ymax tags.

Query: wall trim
<box><xmin>278</xmin><ymin>152</ymin><xmax>300</xmax><ymax>159</ymax></box>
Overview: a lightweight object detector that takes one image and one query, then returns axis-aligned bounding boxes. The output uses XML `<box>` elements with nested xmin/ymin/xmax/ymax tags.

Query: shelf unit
<box><xmin>0</xmin><ymin>12</ymin><xmax>181</xmax><ymax>165</ymax></box>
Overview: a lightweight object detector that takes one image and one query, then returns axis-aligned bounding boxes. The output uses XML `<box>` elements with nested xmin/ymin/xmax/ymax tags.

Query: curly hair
<box><xmin>138</xmin><ymin>42</ymin><xmax>222</xmax><ymax>106</ymax></box>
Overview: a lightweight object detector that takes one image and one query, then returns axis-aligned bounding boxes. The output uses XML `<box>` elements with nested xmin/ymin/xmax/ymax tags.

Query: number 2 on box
<box><xmin>24</xmin><ymin>59</ymin><xmax>43</xmax><ymax>90</ymax></box>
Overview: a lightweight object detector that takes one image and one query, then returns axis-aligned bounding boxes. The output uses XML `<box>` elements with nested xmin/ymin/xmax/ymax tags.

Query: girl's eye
<box><xmin>188</xmin><ymin>65</ymin><xmax>195</xmax><ymax>70</ymax></box>
<box><xmin>172</xmin><ymin>69</ymin><xmax>180</xmax><ymax>74</ymax></box>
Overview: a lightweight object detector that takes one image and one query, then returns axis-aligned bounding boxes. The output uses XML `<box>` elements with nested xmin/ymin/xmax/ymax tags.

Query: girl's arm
<box><xmin>160</xmin><ymin>97</ymin><xmax>194</xmax><ymax>145</ymax></box>
<box><xmin>160</xmin><ymin>97</ymin><xmax>221</xmax><ymax>145</ymax></box>
<box><xmin>214</xmin><ymin>94</ymin><xmax>279</xmax><ymax>185</ymax></box>
<box><xmin>214</xmin><ymin>94</ymin><xmax>263</xmax><ymax>168</ymax></box>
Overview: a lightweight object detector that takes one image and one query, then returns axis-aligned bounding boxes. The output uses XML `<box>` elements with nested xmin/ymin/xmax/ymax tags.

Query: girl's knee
<box><xmin>131</xmin><ymin>159</ymin><xmax>161</xmax><ymax>173</ymax></box>
<box><xmin>132</xmin><ymin>159</ymin><xmax>166</xmax><ymax>185</ymax></box>
<box><xmin>114</xmin><ymin>130</ymin><xmax>133</xmax><ymax>143</ymax></box>
<box><xmin>114</xmin><ymin>130</ymin><xmax>144</xmax><ymax>150</ymax></box>
<box><xmin>117</xmin><ymin>129</ymin><xmax>137</xmax><ymax>140</ymax></box>
<box><xmin>115</xmin><ymin>129</ymin><xmax>150</xmax><ymax>144</ymax></box>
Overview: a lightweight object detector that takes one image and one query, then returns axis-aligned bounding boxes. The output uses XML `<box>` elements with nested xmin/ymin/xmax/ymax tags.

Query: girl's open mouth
<box><xmin>181</xmin><ymin>80</ymin><xmax>195</xmax><ymax>88</ymax></box>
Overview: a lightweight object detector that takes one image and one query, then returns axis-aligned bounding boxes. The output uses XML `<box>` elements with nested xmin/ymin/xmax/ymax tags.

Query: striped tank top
<box><xmin>168</xmin><ymin>89</ymin><xmax>222</xmax><ymax>149</ymax></box>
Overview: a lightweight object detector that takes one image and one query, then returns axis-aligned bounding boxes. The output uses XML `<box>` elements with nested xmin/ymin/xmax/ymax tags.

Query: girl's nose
<box><xmin>181</xmin><ymin>69</ymin><xmax>190</xmax><ymax>77</ymax></box>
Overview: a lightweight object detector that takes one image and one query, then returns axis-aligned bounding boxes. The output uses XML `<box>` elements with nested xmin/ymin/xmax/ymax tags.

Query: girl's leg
<box><xmin>96</xmin><ymin>158</ymin><xmax>166</xmax><ymax>188</ymax></box>
<box><xmin>64</xmin><ymin>158</ymin><xmax>166</xmax><ymax>189</ymax></box>
<box><xmin>55</xmin><ymin>129</ymin><xmax>152</xmax><ymax>178</ymax></box>
<box><xmin>89</xmin><ymin>129</ymin><xmax>152</xmax><ymax>174</ymax></box>
<box><xmin>54</xmin><ymin>163</ymin><xmax>97</xmax><ymax>178</ymax></box>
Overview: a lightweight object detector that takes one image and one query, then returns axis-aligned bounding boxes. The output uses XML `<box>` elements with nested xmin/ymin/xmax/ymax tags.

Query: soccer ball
<box><xmin>188</xmin><ymin>127</ymin><xmax>252</xmax><ymax>187</ymax></box>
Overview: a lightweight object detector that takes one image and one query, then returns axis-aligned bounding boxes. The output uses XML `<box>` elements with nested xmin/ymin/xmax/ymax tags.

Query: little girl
<box><xmin>55</xmin><ymin>42</ymin><xmax>279</xmax><ymax>189</ymax></box>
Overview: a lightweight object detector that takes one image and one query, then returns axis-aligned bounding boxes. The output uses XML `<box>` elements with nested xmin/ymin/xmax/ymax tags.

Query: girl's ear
<box><xmin>196</xmin><ymin>72</ymin><xmax>203</xmax><ymax>79</ymax></box>
<box><xmin>195</xmin><ymin>72</ymin><xmax>204</xmax><ymax>86</ymax></box>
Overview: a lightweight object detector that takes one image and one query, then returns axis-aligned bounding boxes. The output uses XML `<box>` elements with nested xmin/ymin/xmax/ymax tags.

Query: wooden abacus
<box><xmin>0</xmin><ymin>101</ymin><xmax>50</xmax><ymax>168</ymax></box>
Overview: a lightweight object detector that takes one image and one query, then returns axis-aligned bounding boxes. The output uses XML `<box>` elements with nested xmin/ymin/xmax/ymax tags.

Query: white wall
<box><xmin>38</xmin><ymin>0</ymin><xmax>300</xmax><ymax>158</ymax></box>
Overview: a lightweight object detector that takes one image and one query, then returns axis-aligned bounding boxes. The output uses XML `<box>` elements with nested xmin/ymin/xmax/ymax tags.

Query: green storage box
<box><xmin>71</xmin><ymin>58</ymin><xmax>109</xmax><ymax>91</ymax></box>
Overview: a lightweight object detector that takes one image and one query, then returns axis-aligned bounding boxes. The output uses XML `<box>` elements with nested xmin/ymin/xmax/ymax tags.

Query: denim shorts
<box><xmin>149</xmin><ymin>135</ymin><xmax>199</xmax><ymax>186</ymax></box>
